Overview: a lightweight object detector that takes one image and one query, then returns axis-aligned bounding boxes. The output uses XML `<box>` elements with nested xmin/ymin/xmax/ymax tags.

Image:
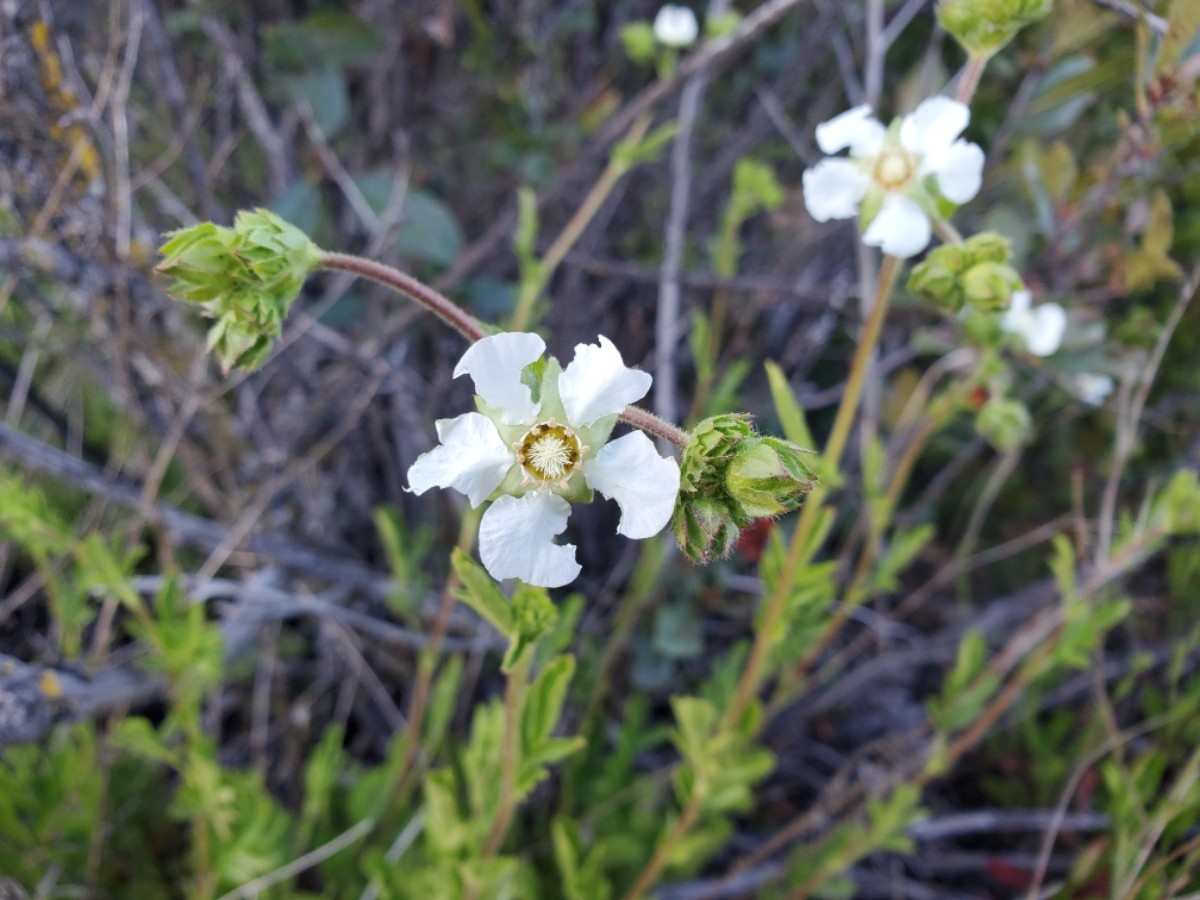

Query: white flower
<box><xmin>1073</xmin><ymin>373</ymin><xmax>1114</xmax><ymax>406</ymax></box>
<box><xmin>408</xmin><ymin>332</ymin><xmax>681</xmax><ymax>588</ymax></box>
<box><xmin>653</xmin><ymin>5</ymin><xmax>699</xmax><ymax>47</ymax></box>
<box><xmin>801</xmin><ymin>97</ymin><xmax>985</xmax><ymax>258</ymax></box>
<box><xmin>1001</xmin><ymin>290</ymin><xmax>1067</xmax><ymax>357</ymax></box>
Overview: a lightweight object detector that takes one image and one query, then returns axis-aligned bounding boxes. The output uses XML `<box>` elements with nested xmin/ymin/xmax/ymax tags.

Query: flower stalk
<box><xmin>722</xmin><ymin>254</ymin><xmax>900</xmax><ymax>731</ymax></box>
<box><xmin>482</xmin><ymin>652</ymin><xmax>532</xmax><ymax>857</ymax></box>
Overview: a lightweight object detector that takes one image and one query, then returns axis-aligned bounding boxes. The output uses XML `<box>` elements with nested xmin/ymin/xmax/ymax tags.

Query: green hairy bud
<box><xmin>672</xmin><ymin>415</ymin><xmax>816</xmax><ymax>563</ymax></box>
<box><xmin>975</xmin><ymin>397</ymin><xmax>1032</xmax><ymax>452</ymax></box>
<box><xmin>726</xmin><ymin>437</ymin><xmax>817</xmax><ymax>519</ymax></box>
<box><xmin>908</xmin><ymin>230</ymin><xmax>1023</xmax><ymax>313</ymax></box>
<box><xmin>157</xmin><ymin>209</ymin><xmax>322</xmax><ymax>372</ymax></box>
<box><xmin>937</xmin><ymin>0</ymin><xmax>1053</xmax><ymax>58</ymax></box>
<box><xmin>963</xmin><ymin>261</ymin><xmax>1024</xmax><ymax>311</ymax></box>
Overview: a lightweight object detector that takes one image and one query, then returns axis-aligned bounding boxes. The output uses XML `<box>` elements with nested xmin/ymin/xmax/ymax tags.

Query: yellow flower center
<box><xmin>517</xmin><ymin>422</ymin><xmax>582</xmax><ymax>482</ymax></box>
<box><xmin>873</xmin><ymin>149</ymin><xmax>915</xmax><ymax>190</ymax></box>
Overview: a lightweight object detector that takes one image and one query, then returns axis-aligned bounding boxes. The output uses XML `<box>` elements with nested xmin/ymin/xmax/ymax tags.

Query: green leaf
<box><xmin>765</xmin><ymin>361</ymin><xmax>815</xmax><ymax>449</ymax></box>
<box><xmin>613</xmin><ymin>121</ymin><xmax>680</xmax><ymax>170</ymax></box>
<box><xmin>670</xmin><ymin>696</ymin><xmax>718</xmax><ymax>764</ymax></box>
<box><xmin>620</xmin><ymin>22</ymin><xmax>657</xmax><ymax>64</ymax></box>
<box><xmin>264</xmin><ymin>10</ymin><xmax>385</xmax><ymax>69</ymax></box>
<box><xmin>110</xmin><ymin>718</ymin><xmax>180</xmax><ymax>766</ymax></box>
<box><xmin>452</xmin><ymin>548</ymin><xmax>514</xmax><ymax>637</ymax></box>
<box><xmin>1125</xmin><ymin>190</ymin><xmax>1184</xmax><ymax>291</ymax></box>
<box><xmin>653</xmin><ymin>602</ymin><xmax>704</xmax><ymax>660</ymax></box>
<box><xmin>870</xmin><ymin>524</ymin><xmax>935</xmax><ymax>593</ymax></box>
<box><xmin>287</xmin><ymin>65</ymin><xmax>349</xmax><ymax>138</ymax></box>
<box><xmin>394</xmin><ymin>189</ymin><xmax>464</xmax><ymax>267</ymax></box>
<box><xmin>523</xmin><ymin>655</ymin><xmax>576</xmax><ymax>751</ymax></box>
<box><xmin>271</xmin><ymin>178</ymin><xmax>325</xmax><ymax>238</ymax></box>
<box><xmin>1049</xmin><ymin>534</ymin><xmax>1077</xmax><ymax>600</ymax></box>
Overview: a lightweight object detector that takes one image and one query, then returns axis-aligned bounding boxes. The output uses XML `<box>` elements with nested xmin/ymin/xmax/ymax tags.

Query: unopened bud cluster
<box><xmin>936</xmin><ymin>0</ymin><xmax>1053</xmax><ymax>59</ymax></box>
<box><xmin>908</xmin><ymin>231</ymin><xmax>1023</xmax><ymax>313</ymax></box>
<box><xmin>672</xmin><ymin>414</ymin><xmax>816</xmax><ymax>563</ymax></box>
<box><xmin>156</xmin><ymin>209</ymin><xmax>321</xmax><ymax>372</ymax></box>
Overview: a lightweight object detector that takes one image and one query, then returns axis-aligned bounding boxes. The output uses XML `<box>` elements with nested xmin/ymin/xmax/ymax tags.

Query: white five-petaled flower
<box><xmin>1073</xmin><ymin>373</ymin><xmax>1114</xmax><ymax>406</ymax></box>
<box><xmin>1001</xmin><ymin>290</ymin><xmax>1067</xmax><ymax>357</ymax></box>
<box><xmin>408</xmin><ymin>332</ymin><xmax>681</xmax><ymax>588</ymax></box>
<box><xmin>653</xmin><ymin>4</ymin><xmax>699</xmax><ymax>48</ymax></box>
<box><xmin>802</xmin><ymin>97</ymin><xmax>986</xmax><ymax>258</ymax></box>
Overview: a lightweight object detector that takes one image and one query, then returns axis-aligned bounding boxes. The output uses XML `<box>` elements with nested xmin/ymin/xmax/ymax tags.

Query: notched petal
<box><xmin>479</xmin><ymin>492</ymin><xmax>582</xmax><ymax>587</ymax></box>
<box><xmin>559</xmin><ymin>336</ymin><xmax>652</xmax><ymax>427</ymax></box>
<box><xmin>815</xmin><ymin>105</ymin><xmax>885</xmax><ymax>157</ymax></box>
<box><xmin>802</xmin><ymin>159</ymin><xmax>870</xmax><ymax>222</ymax></box>
<box><xmin>583</xmin><ymin>431</ymin><xmax>681</xmax><ymax>539</ymax></box>
<box><xmin>901</xmin><ymin>96</ymin><xmax>970</xmax><ymax>157</ymax></box>
<box><xmin>407</xmin><ymin>412</ymin><xmax>515</xmax><ymax>507</ymax></box>
<box><xmin>453</xmin><ymin>332</ymin><xmax>545</xmax><ymax>424</ymax></box>
<box><xmin>862</xmin><ymin>195</ymin><xmax>931</xmax><ymax>258</ymax></box>
<box><xmin>928</xmin><ymin>140</ymin><xmax>985</xmax><ymax>204</ymax></box>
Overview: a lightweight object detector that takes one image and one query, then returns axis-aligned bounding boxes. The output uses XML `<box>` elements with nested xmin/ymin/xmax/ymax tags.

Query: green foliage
<box><xmin>787</xmin><ymin>784</ymin><xmax>927</xmax><ymax>893</ymax></box>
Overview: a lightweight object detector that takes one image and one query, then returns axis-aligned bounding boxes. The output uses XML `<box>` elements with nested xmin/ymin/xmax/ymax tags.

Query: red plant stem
<box><xmin>315</xmin><ymin>252</ymin><xmax>691</xmax><ymax>448</ymax></box>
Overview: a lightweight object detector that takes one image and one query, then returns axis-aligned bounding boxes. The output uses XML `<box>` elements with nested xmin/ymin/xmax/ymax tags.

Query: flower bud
<box><xmin>726</xmin><ymin>437</ymin><xmax>816</xmax><ymax>519</ymax></box>
<box><xmin>962</xmin><ymin>261</ymin><xmax>1023</xmax><ymax>311</ymax></box>
<box><xmin>671</xmin><ymin>415</ymin><xmax>816</xmax><ymax>563</ymax></box>
<box><xmin>975</xmin><ymin>397</ymin><xmax>1031</xmax><ymax>452</ymax></box>
<box><xmin>157</xmin><ymin>209</ymin><xmax>321</xmax><ymax>372</ymax></box>
<box><xmin>908</xmin><ymin>248</ymin><xmax>967</xmax><ymax>312</ymax></box>
<box><xmin>907</xmin><ymin>231</ymin><xmax>1024</xmax><ymax>314</ymax></box>
<box><xmin>936</xmin><ymin>0</ymin><xmax>1053</xmax><ymax>59</ymax></box>
<box><xmin>674</xmin><ymin>497</ymin><xmax>742</xmax><ymax>563</ymax></box>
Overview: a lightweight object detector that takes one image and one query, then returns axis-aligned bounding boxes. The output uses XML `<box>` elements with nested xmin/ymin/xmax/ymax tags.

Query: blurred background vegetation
<box><xmin>1</xmin><ymin>0</ymin><xmax>1199</xmax><ymax>897</ymax></box>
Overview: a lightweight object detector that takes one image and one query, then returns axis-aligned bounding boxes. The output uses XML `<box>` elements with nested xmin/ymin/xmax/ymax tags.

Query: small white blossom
<box><xmin>408</xmin><ymin>332</ymin><xmax>680</xmax><ymax>588</ymax></box>
<box><xmin>802</xmin><ymin>97</ymin><xmax>985</xmax><ymax>258</ymax></box>
<box><xmin>1001</xmin><ymin>290</ymin><xmax>1067</xmax><ymax>357</ymax></box>
<box><xmin>1073</xmin><ymin>373</ymin><xmax>1114</xmax><ymax>406</ymax></box>
<box><xmin>653</xmin><ymin>5</ymin><xmax>699</xmax><ymax>47</ymax></box>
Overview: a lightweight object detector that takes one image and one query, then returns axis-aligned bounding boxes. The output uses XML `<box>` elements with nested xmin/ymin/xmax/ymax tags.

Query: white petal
<box><xmin>900</xmin><ymin>97</ymin><xmax>970</xmax><ymax>157</ymax></box>
<box><xmin>862</xmin><ymin>194</ymin><xmax>931</xmax><ymax>258</ymax></box>
<box><xmin>815</xmin><ymin>105</ymin><xmax>885</xmax><ymax>158</ymax></box>
<box><xmin>407</xmin><ymin>413</ymin><xmax>515</xmax><ymax>507</ymax></box>
<box><xmin>1075</xmin><ymin>373</ymin><xmax>1114</xmax><ymax>406</ymax></box>
<box><xmin>583</xmin><ymin>431</ymin><xmax>681</xmax><ymax>539</ymax></box>
<box><xmin>559</xmin><ymin>336</ymin><xmax>652</xmax><ymax>427</ymax></box>
<box><xmin>1007</xmin><ymin>290</ymin><xmax>1033</xmax><ymax>316</ymax></box>
<box><xmin>802</xmin><ymin>159</ymin><xmax>869</xmax><ymax>222</ymax></box>
<box><xmin>479</xmin><ymin>492</ymin><xmax>581</xmax><ymax>587</ymax></box>
<box><xmin>653</xmin><ymin>5</ymin><xmax>699</xmax><ymax>47</ymax></box>
<box><xmin>927</xmin><ymin>140</ymin><xmax>985</xmax><ymax>204</ymax></box>
<box><xmin>1025</xmin><ymin>303</ymin><xmax>1067</xmax><ymax>356</ymax></box>
<box><xmin>453</xmin><ymin>332</ymin><xmax>545</xmax><ymax>424</ymax></box>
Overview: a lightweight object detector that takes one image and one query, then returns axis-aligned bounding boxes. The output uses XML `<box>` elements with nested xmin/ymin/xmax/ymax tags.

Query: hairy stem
<box><xmin>721</xmin><ymin>254</ymin><xmax>900</xmax><ymax>731</ymax></box>
<box><xmin>954</xmin><ymin>53</ymin><xmax>988</xmax><ymax>106</ymax></box>
<box><xmin>482</xmin><ymin>653</ymin><xmax>532</xmax><ymax>857</ymax></box>
<box><xmin>317</xmin><ymin>252</ymin><xmax>486</xmax><ymax>341</ymax></box>
<box><xmin>315</xmin><ymin>253</ymin><xmax>692</xmax><ymax>448</ymax></box>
